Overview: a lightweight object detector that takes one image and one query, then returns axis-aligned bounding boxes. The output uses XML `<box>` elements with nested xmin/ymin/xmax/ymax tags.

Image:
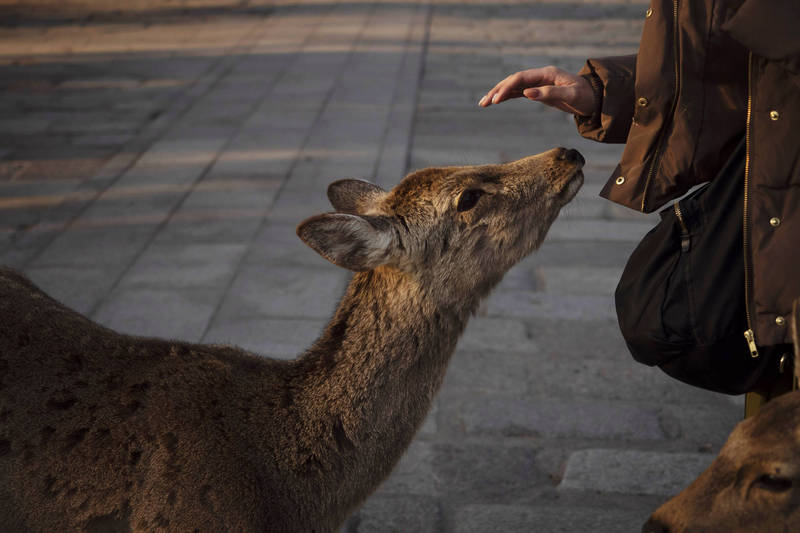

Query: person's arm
<box><xmin>574</xmin><ymin>54</ymin><xmax>637</xmax><ymax>143</ymax></box>
<box><xmin>478</xmin><ymin>66</ymin><xmax>596</xmax><ymax>116</ymax></box>
<box><xmin>479</xmin><ymin>55</ymin><xmax>637</xmax><ymax>144</ymax></box>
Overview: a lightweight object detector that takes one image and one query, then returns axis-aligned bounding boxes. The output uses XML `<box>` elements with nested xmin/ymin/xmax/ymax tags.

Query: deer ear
<box><xmin>327</xmin><ymin>179</ymin><xmax>385</xmax><ymax>214</ymax></box>
<box><xmin>296</xmin><ymin>213</ymin><xmax>397</xmax><ymax>271</ymax></box>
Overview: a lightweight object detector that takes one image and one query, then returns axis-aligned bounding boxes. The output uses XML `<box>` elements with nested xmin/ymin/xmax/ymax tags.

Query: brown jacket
<box><xmin>578</xmin><ymin>0</ymin><xmax>800</xmax><ymax>349</ymax></box>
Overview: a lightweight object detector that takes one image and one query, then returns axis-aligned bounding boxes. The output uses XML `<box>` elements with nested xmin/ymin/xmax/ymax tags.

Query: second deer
<box><xmin>643</xmin><ymin>299</ymin><xmax>800</xmax><ymax>533</ymax></box>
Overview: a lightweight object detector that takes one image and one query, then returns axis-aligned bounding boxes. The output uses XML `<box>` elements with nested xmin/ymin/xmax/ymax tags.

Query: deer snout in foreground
<box><xmin>643</xmin><ymin>301</ymin><xmax>800</xmax><ymax>533</ymax></box>
<box><xmin>0</xmin><ymin>148</ymin><xmax>583</xmax><ymax>532</ymax></box>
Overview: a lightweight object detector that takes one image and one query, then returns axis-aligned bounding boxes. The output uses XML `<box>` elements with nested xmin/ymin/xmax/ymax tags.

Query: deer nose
<box><xmin>556</xmin><ymin>147</ymin><xmax>585</xmax><ymax>166</ymax></box>
<box><xmin>641</xmin><ymin>517</ymin><xmax>668</xmax><ymax>533</ymax></box>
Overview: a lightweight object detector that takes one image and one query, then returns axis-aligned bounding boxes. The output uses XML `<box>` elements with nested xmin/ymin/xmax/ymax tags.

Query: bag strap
<box><xmin>792</xmin><ymin>298</ymin><xmax>800</xmax><ymax>391</ymax></box>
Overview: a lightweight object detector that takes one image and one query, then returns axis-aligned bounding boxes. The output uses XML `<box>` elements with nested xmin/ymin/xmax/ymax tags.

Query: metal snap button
<box><xmin>646</xmin><ymin>7</ymin><xmax>653</xmax><ymax>18</ymax></box>
<box><xmin>615</xmin><ymin>176</ymin><xmax>626</xmax><ymax>185</ymax></box>
<box><xmin>776</xmin><ymin>316</ymin><xmax>786</xmax><ymax>326</ymax></box>
<box><xmin>637</xmin><ymin>97</ymin><xmax>649</xmax><ymax>107</ymax></box>
<box><xmin>770</xmin><ymin>110</ymin><xmax>780</xmax><ymax>121</ymax></box>
<box><xmin>770</xmin><ymin>217</ymin><xmax>781</xmax><ymax>227</ymax></box>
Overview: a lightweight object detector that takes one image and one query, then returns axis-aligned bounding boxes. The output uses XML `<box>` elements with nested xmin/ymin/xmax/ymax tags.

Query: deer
<box><xmin>642</xmin><ymin>299</ymin><xmax>800</xmax><ymax>533</ymax></box>
<box><xmin>0</xmin><ymin>147</ymin><xmax>584</xmax><ymax>532</ymax></box>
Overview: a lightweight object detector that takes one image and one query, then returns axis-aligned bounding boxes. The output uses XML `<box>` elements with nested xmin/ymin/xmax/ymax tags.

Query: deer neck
<box><xmin>290</xmin><ymin>265</ymin><xmax>471</xmax><ymax>503</ymax></box>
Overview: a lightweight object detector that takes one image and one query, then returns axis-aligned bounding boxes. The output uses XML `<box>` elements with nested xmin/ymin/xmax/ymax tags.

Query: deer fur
<box><xmin>643</xmin><ymin>299</ymin><xmax>800</xmax><ymax>533</ymax></box>
<box><xmin>0</xmin><ymin>147</ymin><xmax>584</xmax><ymax>532</ymax></box>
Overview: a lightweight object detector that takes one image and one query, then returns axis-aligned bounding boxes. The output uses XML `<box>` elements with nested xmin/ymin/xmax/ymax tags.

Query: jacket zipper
<box><xmin>640</xmin><ymin>0</ymin><xmax>681</xmax><ymax>212</ymax></box>
<box><xmin>743</xmin><ymin>51</ymin><xmax>758</xmax><ymax>358</ymax></box>
<box><xmin>674</xmin><ymin>203</ymin><xmax>690</xmax><ymax>252</ymax></box>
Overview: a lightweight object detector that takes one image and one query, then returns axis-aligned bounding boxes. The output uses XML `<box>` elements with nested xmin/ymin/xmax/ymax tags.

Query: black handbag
<box><xmin>615</xmin><ymin>139</ymin><xmax>777</xmax><ymax>394</ymax></box>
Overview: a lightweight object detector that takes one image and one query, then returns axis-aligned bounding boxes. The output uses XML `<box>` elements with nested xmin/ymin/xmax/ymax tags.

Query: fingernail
<box><xmin>478</xmin><ymin>96</ymin><xmax>486</xmax><ymax>106</ymax></box>
<box><xmin>491</xmin><ymin>94</ymin><xmax>499</xmax><ymax>104</ymax></box>
<box><xmin>528</xmin><ymin>89</ymin><xmax>540</xmax><ymax>99</ymax></box>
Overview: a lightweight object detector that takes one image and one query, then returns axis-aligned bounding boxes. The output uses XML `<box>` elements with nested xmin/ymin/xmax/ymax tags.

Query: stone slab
<box><xmin>23</xmin><ymin>265</ymin><xmax>122</xmax><ymax>316</ymax></box>
<box><xmin>92</xmin><ymin>286</ymin><xmax>221</xmax><ymax>342</ymax></box>
<box><xmin>451</xmin><ymin>503</ymin><xmax>652</xmax><ymax>533</ymax></box>
<box><xmin>245</xmin><ymin>222</ymin><xmax>334</xmax><ymax>269</ymax></box>
<box><xmin>457</xmin><ymin>317</ymin><xmax>538</xmax><ymax>353</ymax></box>
<box><xmin>439</xmin><ymin>394</ymin><xmax>664</xmax><ymax>441</ymax></box>
<box><xmin>119</xmin><ymin>243</ymin><xmax>248</xmax><ymax>289</ymax></box>
<box><xmin>215</xmin><ymin>263</ymin><xmax>347</xmax><ymax>320</ymax></box>
<box><xmin>432</xmin><ymin>442</ymin><xmax>550</xmax><ymax>504</ymax></box>
<box><xmin>485</xmin><ymin>290</ymin><xmax>616</xmax><ymax>321</ymax></box>
<box><xmin>375</xmin><ymin>440</ymin><xmax>437</xmax><ymax>497</ymax></box>
<box><xmin>558</xmin><ymin>449</ymin><xmax>714</xmax><ymax>496</ymax></box>
<box><xmin>202</xmin><ymin>316</ymin><xmax>328</xmax><ymax>360</ymax></box>
<box><xmin>349</xmin><ymin>495</ymin><xmax>440</xmax><ymax>533</ymax></box>
<box><xmin>441</xmin><ymin>349</ymin><xmax>532</xmax><ymax>395</ymax></box>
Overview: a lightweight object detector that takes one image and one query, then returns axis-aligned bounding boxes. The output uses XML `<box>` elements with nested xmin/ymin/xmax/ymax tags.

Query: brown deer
<box><xmin>642</xmin><ymin>299</ymin><xmax>800</xmax><ymax>533</ymax></box>
<box><xmin>0</xmin><ymin>147</ymin><xmax>584</xmax><ymax>532</ymax></box>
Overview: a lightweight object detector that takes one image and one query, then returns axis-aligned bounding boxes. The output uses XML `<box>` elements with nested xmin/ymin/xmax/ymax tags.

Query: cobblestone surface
<box><xmin>0</xmin><ymin>1</ymin><xmax>742</xmax><ymax>531</ymax></box>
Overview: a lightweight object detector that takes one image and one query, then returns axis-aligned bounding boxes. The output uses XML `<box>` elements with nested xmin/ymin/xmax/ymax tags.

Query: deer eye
<box><xmin>754</xmin><ymin>474</ymin><xmax>793</xmax><ymax>493</ymax></box>
<box><xmin>457</xmin><ymin>189</ymin><xmax>485</xmax><ymax>212</ymax></box>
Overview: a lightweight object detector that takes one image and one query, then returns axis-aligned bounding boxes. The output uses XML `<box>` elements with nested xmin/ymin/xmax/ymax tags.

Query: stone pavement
<box><xmin>0</xmin><ymin>1</ymin><xmax>742</xmax><ymax>531</ymax></box>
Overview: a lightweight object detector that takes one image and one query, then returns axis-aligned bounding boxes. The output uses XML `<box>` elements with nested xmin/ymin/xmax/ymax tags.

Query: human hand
<box><xmin>478</xmin><ymin>66</ymin><xmax>595</xmax><ymax>117</ymax></box>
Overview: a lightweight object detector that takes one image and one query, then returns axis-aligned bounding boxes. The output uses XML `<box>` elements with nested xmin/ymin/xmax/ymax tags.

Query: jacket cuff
<box><xmin>574</xmin><ymin>55</ymin><xmax>637</xmax><ymax>144</ymax></box>
<box><xmin>574</xmin><ymin>72</ymin><xmax>603</xmax><ymax>130</ymax></box>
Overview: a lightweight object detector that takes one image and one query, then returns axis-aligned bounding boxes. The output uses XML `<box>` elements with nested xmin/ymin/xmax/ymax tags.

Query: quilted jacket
<box><xmin>577</xmin><ymin>0</ymin><xmax>800</xmax><ymax>349</ymax></box>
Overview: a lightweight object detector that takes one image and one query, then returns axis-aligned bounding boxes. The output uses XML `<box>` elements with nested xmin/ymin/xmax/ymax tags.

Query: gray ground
<box><xmin>0</xmin><ymin>1</ymin><xmax>742</xmax><ymax>531</ymax></box>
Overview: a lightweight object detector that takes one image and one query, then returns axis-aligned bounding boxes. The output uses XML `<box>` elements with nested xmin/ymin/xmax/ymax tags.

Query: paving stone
<box><xmin>523</xmin><ymin>349</ymin><xmax>734</xmax><ymax>406</ymax></box>
<box><xmin>547</xmin><ymin>218</ymin><xmax>656</xmax><ymax>243</ymax></box>
<box><xmin>23</xmin><ymin>265</ymin><xmax>122</xmax><ymax>316</ymax></box>
<box><xmin>31</xmin><ymin>225</ymin><xmax>156</xmax><ymax>268</ymax></box>
<box><xmin>92</xmin><ymin>286</ymin><xmax>220</xmax><ymax>342</ymax></box>
<box><xmin>375</xmin><ymin>440</ymin><xmax>437</xmax><ymax>497</ymax></box>
<box><xmin>439</xmin><ymin>394</ymin><xmax>664</xmax><ymax>440</ymax></box>
<box><xmin>202</xmin><ymin>316</ymin><xmax>328</xmax><ymax>360</ymax></box>
<box><xmin>432</xmin><ymin>442</ymin><xmax>550</xmax><ymax>503</ymax></box>
<box><xmin>442</xmin><ymin>349</ymin><xmax>531</xmax><ymax>395</ymax></box>
<box><xmin>245</xmin><ymin>222</ymin><xmax>334</xmax><ymax>269</ymax></box>
<box><xmin>267</xmin><ymin>189</ymin><xmax>336</xmax><ymax>223</ymax></box>
<box><xmin>451</xmin><ymin>503</ymin><xmax>651</xmax><ymax>533</ymax></box>
<box><xmin>146</xmin><ymin>173</ymin><xmax>282</xmax><ymax>245</ymax></box>
<box><xmin>349</xmin><ymin>495</ymin><xmax>440</xmax><ymax>533</ymax></box>
<box><xmin>558</xmin><ymin>449</ymin><xmax>715</xmax><ymax>496</ymax></box>
<box><xmin>495</xmin><ymin>260</ymin><xmax>544</xmax><ymax>292</ymax></box>
<box><xmin>524</xmin><ymin>318</ymin><xmax>628</xmax><ymax>360</ymax></box>
<box><xmin>215</xmin><ymin>263</ymin><xmax>347</xmax><ymax>320</ymax></box>
<box><xmin>658</xmin><ymin>403</ymin><xmax>741</xmax><ymax>452</ymax></box>
<box><xmin>119</xmin><ymin>243</ymin><xmax>248</xmax><ymax>289</ymax></box>
<box><xmin>485</xmin><ymin>290</ymin><xmax>616</xmax><ymax>320</ymax></box>
<box><xmin>458</xmin><ymin>317</ymin><xmax>538</xmax><ymax>353</ymax></box>
<box><xmin>532</xmin><ymin>240</ymin><xmax>638</xmax><ymax>268</ymax></box>
<box><xmin>535</xmin><ymin>266</ymin><xmax>623</xmax><ymax>295</ymax></box>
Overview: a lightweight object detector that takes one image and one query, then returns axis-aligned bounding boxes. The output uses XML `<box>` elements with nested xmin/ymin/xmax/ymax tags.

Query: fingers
<box><xmin>525</xmin><ymin>84</ymin><xmax>577</xmax><ymax>106</ymax></box>
<box><xmin>525</xmin><ymin>85</ymin><xmax>581</xmax><ymax>114</ymax></box>
<box><xmin>525</xmin><ymin>82</ymin><xmax>594</xmax><ymax>116</ymax></box>
<box><xmin>479</xmin><ymin>68</ymin><xmax>551</xmax><ymax>107</ymax></box>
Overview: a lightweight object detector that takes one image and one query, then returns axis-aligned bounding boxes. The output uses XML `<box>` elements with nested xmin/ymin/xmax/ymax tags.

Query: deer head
<box><xmin>297</xmin><ymin>147</ymin><xmax>584</xmax><ymax>303</ymax></box>
<box><xmin>643</xmin><ymin>300</ymin><xmax>800</xmax><ymax>533</ymax></box>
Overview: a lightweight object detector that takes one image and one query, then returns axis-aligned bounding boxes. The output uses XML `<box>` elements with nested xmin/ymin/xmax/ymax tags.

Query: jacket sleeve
<box><xmin>574</xmin><ymin>54</ymin><xmax>637</xmax><ymax>144</ymax></box>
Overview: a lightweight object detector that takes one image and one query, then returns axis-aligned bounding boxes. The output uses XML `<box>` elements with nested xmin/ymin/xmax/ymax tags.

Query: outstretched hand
<box><xmin>478</xmin><ymin>66</ymin><xmax>595</xmax><ymax>117</ymax></box>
